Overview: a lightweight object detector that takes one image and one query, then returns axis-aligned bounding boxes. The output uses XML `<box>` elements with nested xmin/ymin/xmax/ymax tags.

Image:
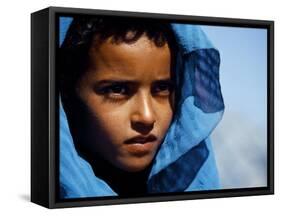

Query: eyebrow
<box><xmin>95</xmin><ymin>79</ymin><xmax>137</xmax><ymax>85</ymax></box>
<box><xmin>95</xmin><ymin>78</ymin><xmax>172</xmax><ymax>85</ymax></box>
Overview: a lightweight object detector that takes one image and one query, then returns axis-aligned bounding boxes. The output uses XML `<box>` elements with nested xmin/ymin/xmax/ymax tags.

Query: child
<box><xmin>59</xmin><ymin>16</ymin><xmax>224</xmax><ymax>198</ymax></box>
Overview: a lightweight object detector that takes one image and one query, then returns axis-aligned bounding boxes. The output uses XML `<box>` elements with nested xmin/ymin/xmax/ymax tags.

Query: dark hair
<box><xmin>59</xmin><ymin>16</ymin><xmax>177</xmax><ymax>106</ymax></box>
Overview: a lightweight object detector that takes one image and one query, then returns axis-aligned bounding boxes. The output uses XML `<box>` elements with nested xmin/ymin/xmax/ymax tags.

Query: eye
<box><xmin>152</xmin><ymin>81</ymin><xmax>174</xmax><ymax>96</ymax></box>
<box><xmin>107</xmin><ymin>84</ymin><xmax>127</xmax><ymax>94</ymax></box>
<box><xmin>99</xmin><ymin>83</ymin><xmax>130</xmax><ymax>99</ymax></box>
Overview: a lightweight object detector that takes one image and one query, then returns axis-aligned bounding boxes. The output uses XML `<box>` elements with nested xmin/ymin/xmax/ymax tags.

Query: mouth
<box><xmin>124</xmin><ymin>134</ymin><xmax>158</xmax><ymax>156</ymax></box>
<box><xmin>124</xmin><ymin>134</ymin><xmax>157</xmax><ymax>145</ymax></box>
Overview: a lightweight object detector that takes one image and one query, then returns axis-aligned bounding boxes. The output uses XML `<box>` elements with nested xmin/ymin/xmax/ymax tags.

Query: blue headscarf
<box><xmin>59</xmin><ymin>17</ymin><xmax>224</xmax><ymax>198</ymax></box>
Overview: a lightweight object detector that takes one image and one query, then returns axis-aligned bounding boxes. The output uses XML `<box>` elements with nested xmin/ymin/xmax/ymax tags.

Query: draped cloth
<box><xmin>59</xmin><ymin>18</ymin><xmax>224</xmax><ymax>198</ymax></box>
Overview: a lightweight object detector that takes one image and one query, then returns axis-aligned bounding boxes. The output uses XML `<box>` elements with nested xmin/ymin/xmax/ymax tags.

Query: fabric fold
<box><xmin>59</xmin><ymin>18</ymin><xmax>224</xmax><ymax>198</ymax></box>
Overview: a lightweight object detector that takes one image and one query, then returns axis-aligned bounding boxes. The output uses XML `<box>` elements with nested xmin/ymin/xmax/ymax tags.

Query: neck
<box><xmin>82</xmin><ymin>152</ymin><xmax>151</xmax><ymax>197</ymax></box>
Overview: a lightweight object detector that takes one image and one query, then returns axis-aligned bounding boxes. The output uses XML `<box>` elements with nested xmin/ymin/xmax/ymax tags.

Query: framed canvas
<box><xmin>31</xmin><ymin>6</ymin><xmax>274</xmax><ymax>208</ymax></box>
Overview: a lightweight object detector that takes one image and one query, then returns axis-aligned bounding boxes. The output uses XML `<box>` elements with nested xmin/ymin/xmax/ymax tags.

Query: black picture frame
<box><xmin>31</xmin><ymin>6</ymin><xmax>274</xmax><ymax>209</ymax></box>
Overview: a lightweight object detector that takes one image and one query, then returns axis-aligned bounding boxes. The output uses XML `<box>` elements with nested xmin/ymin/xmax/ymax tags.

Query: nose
<box><xmin>131</xmin><ymin>92</ymin><xmax>156</xmax><ymax>134</ymax></box>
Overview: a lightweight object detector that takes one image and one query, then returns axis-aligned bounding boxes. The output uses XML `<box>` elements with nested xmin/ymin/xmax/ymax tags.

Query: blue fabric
<box><xmin>59</xmin><ymin>18</ymin><xmax>224</xmax><ymax>198</ymax></box>
<box><xmin>60</xmin><ymin>100</ymin><xmax>116</xmax><ymax>197</ymax></box>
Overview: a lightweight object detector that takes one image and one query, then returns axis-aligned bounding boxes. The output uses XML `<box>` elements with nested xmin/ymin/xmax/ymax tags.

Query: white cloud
<box><xmin>211</xmin><ymin>110</ymin><xmax>267</xmax><ymax>189</ymax></box>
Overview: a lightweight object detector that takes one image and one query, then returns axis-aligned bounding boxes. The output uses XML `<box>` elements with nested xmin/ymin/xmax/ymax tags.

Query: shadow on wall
<box><xmin>211</xmin><ymin>110</ymin><xmax>267</xmax><ymax>189</ymax></box>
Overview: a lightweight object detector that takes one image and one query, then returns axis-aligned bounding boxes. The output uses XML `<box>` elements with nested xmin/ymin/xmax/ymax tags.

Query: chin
<box><xmin>117</xmin><ymin>158</ymin><xmax>153</xmax><ymax>173</ymax></box>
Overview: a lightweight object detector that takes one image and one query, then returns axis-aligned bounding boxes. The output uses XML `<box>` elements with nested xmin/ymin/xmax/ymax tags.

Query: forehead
<box><xmin>86</xmin><ymin>35</ymin><xmax>172</xmax><ymax>81</ymax></box>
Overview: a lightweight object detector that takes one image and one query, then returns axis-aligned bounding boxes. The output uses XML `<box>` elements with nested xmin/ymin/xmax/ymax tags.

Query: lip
<box><xmin>124</xmin><ymin>135</ymin><xmax>157</xmax><ymax>156</ymax></box>
<box><xmin>124</xmin><ymin>134</ymin><xmax>157</xmax><ymax>144</ymax></box>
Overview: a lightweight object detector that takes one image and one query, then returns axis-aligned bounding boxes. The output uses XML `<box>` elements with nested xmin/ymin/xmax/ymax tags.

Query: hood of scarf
<box><xmin>59</xmin><ymin>17</ymin><xmax>224</xmax><ymax>198</ymax></box>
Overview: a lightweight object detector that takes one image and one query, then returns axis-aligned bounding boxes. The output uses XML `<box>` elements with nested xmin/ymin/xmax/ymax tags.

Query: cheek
<box><xmin>158</xmin><ymin>99</ymin><xmax>174</xmax><ymax>134</ymax></box>
<box><xmin>83</xmin><ymin>103</ymin><xmax>128</xmax><ymax>161</ymax></box>
<box><xmin>159</xmin><ymin>107</ymin><xmax>173</xmax><ymax>132</ymax></box>
<box><xmin>86</xmin><ymin>100</ymin><xmax>129</xmax><ymax>142</ymax></box>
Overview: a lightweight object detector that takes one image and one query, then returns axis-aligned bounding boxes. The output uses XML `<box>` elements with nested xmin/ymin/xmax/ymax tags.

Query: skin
<box><xmin>75</xmin><ymin>33</ymin><xmax>174</xmax><ymax>173</ymax></box>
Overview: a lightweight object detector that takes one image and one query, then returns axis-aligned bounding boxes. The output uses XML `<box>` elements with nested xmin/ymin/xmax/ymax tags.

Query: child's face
<box><xmin>76</xmin><ymin>34</ymin><xmax>174</xmax><ymax>172</ymax></box>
